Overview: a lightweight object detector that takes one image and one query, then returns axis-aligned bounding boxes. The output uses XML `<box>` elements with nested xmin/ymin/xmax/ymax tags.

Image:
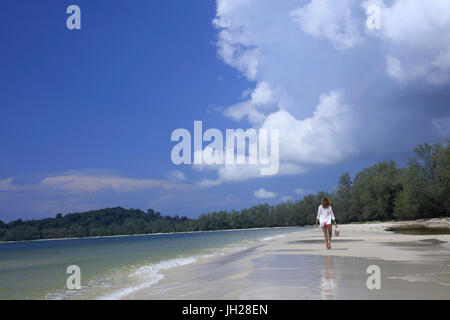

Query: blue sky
<box><xmin>1</xmin><ymin>0</ymin><xmax>449</xmax><ymax>222</ymax></box>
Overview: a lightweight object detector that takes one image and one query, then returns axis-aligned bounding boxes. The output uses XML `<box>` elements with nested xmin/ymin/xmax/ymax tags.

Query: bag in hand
<box><xmin>334</xmin><ymin>226</ymin><xmax>340</xmax><ymax>237</ymax></box>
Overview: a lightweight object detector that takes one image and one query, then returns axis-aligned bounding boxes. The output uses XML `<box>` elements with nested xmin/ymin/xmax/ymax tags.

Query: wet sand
<box><xmin>123</xmin><ymin>220</ymin><xmax>450</xmax><ymax>300</ymax></box>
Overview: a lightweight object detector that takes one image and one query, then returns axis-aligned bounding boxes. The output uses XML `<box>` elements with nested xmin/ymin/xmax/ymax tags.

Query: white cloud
<box><xmin>367</xmin><ymin>0</ymin><xmax>450</xmax><ymax>46</ymax></box>
<box><xmin>40</xmin><ymin>175</ymin><xmax>164</xmax><ymax>194</ymax></box>
<box><xmin>289</xmin><ymin>0</ymin><xmax>450</xmax><ymax>84</ymax></box>
<box><xmin>1</xmin><ymin>173</ymin><xmax>192</xmax><ymax>195</ymax></box>
<box><xmin>281</xmin><ymin>196</ymin><xmax>294</xmax><ymax>202</ymax></box>
<box><xmin>254</xmin><ymin>188</ymin><xmax>277</xmax><ymax>199</ymax></box>
<box><xmin>203</xmin><ymin>1</ymin><xmax>360</xmax><ymax>185</ymax></box>
<box><xmin>200</xmin><ymin>89</ymin><xmax>355</xmax><ymax>185</ymax></box>
<box><xmin>250</xmin><ymin>81</ymin><xmax>279</xmax><ymax>109</ymax></box>
<box><xmin>385</xmin><ymin>55</ymin><xmax>406</xmax><ymax>82</ymax></box>
<box><xmin>223</xmin><ymin>81</ymin><xmax>287</xmax><ymax>127</ymax></box>
<box><xmin>291</xmin><ymin>0</ymin><xmax>363</xmax><ymax>50</ymax></box>
<box><xmin>166</xmin><ymin>170</ymin><xmax>186</xmax><ymax>182</ymax></box>
<box><xmin>0</xmin><ymin>178</ymin><xmax>22</xmax><ymax>192</ymax></box>
<box><xmin>197</xmin><ymin>178</ymin><xmax>223</xmax><ymax>187</ymax></box>
<box><xmin>223</xmin><ymin>81</ymin><xmax>280</xmax><ymax>125</ymax></box>
<box><xmin>203</xmin><ymin>0</ymin><xmax>450</xmax><ymax>186</ymax></box>
<box><xmin>41</xmin><ymin>174</ymin><xmax>192</xmax><ymax>194</ymax></box>
<box><xmin>223</xmin><ymin>101</ymin><xmax>266</xmax><ymax>125</ymax></box>
<box><xmin>432</xmin><ymin>117</ymin><xmax>450</xmax><ymax>138</ymax></box>
<box><xmin>213</xmin><ymin>0</ymin><xmax>261</xmax><ymax>79</ymax></box>
<box><xmin>294</xmin><ymin>187</ymin><xmax>315</xmax><ymax>196</ymax></box>
<box><xmin>196</xmin><ymin>149</ymin><xmax>305</xmax><ymax>187</ymax></box>
<box><xmin>0</xmin><ymin>172</ymin><xmax>204</xmax><ymax>221</ymax></box>
<box><xmin>261</xmin><ymin>90</ymin><xmax>355</xmax><ymax>165</ymax></box>
<box><xmin>364</xmin><ymin>0</ymin><xmax>450</xmax><ymax>85</ymax></box>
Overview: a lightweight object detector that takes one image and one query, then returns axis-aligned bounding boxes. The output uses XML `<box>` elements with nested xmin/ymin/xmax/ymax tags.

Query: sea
<box><xmin>0</xmin><ymin>227</ymin><xmax>300</xmax><ymax>299</ymax></box>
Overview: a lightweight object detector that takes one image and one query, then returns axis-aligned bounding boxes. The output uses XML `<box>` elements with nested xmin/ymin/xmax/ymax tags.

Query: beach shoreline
<box><xmin>0</xmin><ymin>226</ymin><xmax>299</xmax><ymax>244</ymax></box>
<box><xmin>122</xmin><ymin>219</ymin><xmax>450</xmax><ymax>300</ymax></box>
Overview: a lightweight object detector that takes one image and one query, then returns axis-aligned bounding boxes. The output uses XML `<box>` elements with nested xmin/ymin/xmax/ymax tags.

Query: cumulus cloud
<box><xmin>291</xmin><ymin>0</ymin><xmax>363</xmax><ymax>50</ymax></box>
<box><xmin>364</xmin><ymin>0</ymin><xmax>450</xmax><ymax>85</ymax></box>
<box><xmin>223</xmin><ymin>101</ymin><xmax>266</xmax><ymax>125</ymax></box>
<box><xmin>208</xmin><ymin>161</ymin><xmax>304</xmax><ymax>185</ymax></box>
<box><xmin>289</xmin><ymin>0</ymin><xmax>450</xmax><ymax>84</ymax></box>
<box><xmin>290</xmin><ymin>0</ymin><xmax>450</xmax><ymax>85</ymax></box>
<box><xmin>195</xmin><ymin>0</ymin><xmax>450</xmax><ymax>186</ymax></box>
<box><xmin>197</xmin><ymin>161</ymin><xmax>301</xmax><ymax>186</ymax></box>
<box><xmin>213</xmin><ymin>0</ymin><xmax>261</xmax><ymax>80</ymax></box>
<box><xmin>261</xmin><ymin>90</ymin><xmax>355</xmax><ymax>165</ymax></box>
<box><xmin>205</xmin><ymin>0</ymin><xmax>358</xmax><ymax>185</ymax></box>
<box><xmin>198</xmin><ymin>89</ymin><xmax>355</xmax><ymax>185</ymax></box>
<box><xmin>254</xmin><ymin>188</ymin><xmax>277</xmax><ymax>199</ymax></box>
<box><xmin>223</xmin><ymin>81</ymin><xmax>280</xmax><ymax>125</ymax></box>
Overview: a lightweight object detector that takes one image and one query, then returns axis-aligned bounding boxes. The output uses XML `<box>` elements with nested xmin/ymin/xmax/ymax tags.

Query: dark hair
<box><xmin>322</xmin><ymin>197</ymin><xmax>330</xmax><ymax>209</ymax></box>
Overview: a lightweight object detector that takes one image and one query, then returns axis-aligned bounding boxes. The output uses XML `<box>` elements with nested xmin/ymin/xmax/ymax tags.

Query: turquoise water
<box><xmin>0</xmin><ymin>227</ymin><xmax>300</xmax><ymax>299</ymax></box>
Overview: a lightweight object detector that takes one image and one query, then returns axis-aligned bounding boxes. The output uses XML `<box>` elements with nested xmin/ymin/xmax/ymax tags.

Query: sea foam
<box><xmin>99</xmin><ymin>254</ymin><xmax>215</xmax><ymax>300</ymax></box>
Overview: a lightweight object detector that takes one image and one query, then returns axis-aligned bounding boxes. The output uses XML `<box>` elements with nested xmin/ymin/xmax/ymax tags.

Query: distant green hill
<box><xmin>0</xmin><ymin>202</ymin><xmax>309</xmax><ymax>241</ymax></box>
<box><xmin>0</xmin><ymin>207</ymin><xmax>198</xmax><ymax>241</ymax></box>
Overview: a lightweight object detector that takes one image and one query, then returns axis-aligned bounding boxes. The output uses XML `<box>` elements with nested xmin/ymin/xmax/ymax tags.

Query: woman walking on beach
<box><xmin>315</xmin><ymin>197</ymin><xmax>337</xmax><ymax>249</ymax></box>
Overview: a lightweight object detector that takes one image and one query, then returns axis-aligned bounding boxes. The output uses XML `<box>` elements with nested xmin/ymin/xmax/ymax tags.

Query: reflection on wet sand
<box><xmin>321</xmin><ymin>255</ymin><xmax>337</xmax><ymax>299</ymax></box>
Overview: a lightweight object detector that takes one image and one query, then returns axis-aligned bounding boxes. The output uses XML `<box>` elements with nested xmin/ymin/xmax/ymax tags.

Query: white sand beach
<box><xmin>123</xmin><ymin>219</ymin><xmax>450</xmax><ymax>300</ymax></box>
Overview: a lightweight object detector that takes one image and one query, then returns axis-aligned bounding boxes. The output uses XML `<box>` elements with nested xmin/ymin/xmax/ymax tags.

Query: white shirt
<box><xmin>317</xmin><ymin>205</ymin><xmax>335</xmax><ymax>226</ymax></box>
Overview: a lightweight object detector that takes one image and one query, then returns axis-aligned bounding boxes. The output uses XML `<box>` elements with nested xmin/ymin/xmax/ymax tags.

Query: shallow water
<box><xmin>244</xmin><ymin>254</ymin><xmax>450</xmax><ymax>299</ymax></box>
<box><xmin>0</xmin><ymin>227</ymin><xmax>300</xmax><ymax>299</ymax></box>
<box><xmin>386</xmin><ymin>224</ymin><xmax>450</xmax><ymax>235</ymax></box>
<box><xmin>129</xmin><ymin>248</ymin><xmax>450</xmax><ymax>300</ymax></box>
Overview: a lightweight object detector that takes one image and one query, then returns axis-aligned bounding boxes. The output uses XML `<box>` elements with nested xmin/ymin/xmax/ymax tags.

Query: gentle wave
<box><xmin>100</xmin><ymin>244</ymin><xmax>260</xmax><ymax>299</ymax></box>
<box><xmin>100</xmin><ymin>254</ymin><xmax>218</xmax><ymax>300</ymax></box>
<box><xmin>260</xmin><ymin>234</ymin><xmax>286</xmax><ymax>242</ymax></box>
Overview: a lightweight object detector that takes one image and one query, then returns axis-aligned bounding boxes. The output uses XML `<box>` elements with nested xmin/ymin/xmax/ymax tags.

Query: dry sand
<box><xmin>123</xmin><ymin>219</ymin><xmax>450</xmax><ymax>300</ymax></box>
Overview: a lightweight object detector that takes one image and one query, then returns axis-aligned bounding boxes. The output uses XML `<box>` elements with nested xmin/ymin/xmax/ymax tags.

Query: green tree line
<box><xmin>0</xmin><ymin>140</ymin><xmax>448</xmax><ymax>241</ymax></box>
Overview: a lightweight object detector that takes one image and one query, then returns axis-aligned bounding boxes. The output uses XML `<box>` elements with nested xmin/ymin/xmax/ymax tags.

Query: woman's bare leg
<box><xmin>327</xmin><ymin>225</ymin><xmax>332</xmax><ymax>249</ymax></box>
<box><xmin>322</xmin><ymin>226</ymin><xmax>329</xmax><ymax>249</ymax></box>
